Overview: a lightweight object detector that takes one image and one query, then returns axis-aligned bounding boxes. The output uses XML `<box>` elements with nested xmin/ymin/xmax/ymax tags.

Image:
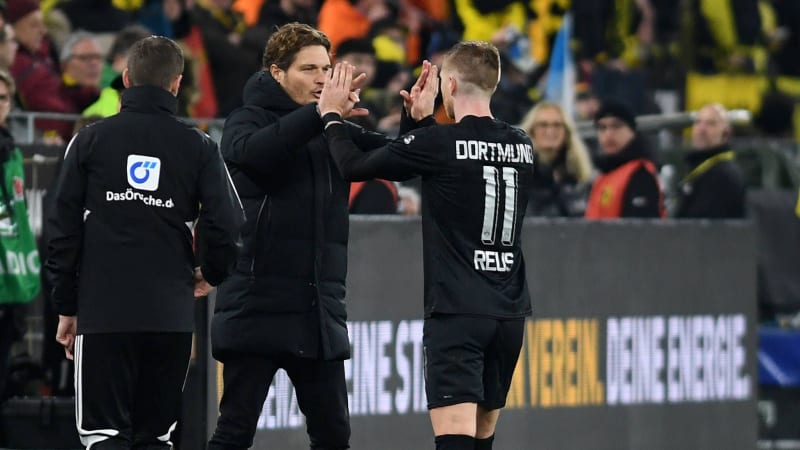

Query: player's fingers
<box><xmin>428</xmin><ymin>65</ymin><xmax>440</xmax><ymax>94</ymax></box>
<box><xmin>351</xmin><ymin>72</ymin><xmax>367</xmax><ymax>90</ymax></box>
<box><xmin>414</xmin><ymin>65</ymin><xmax>429</xmax><ymax>90</ymax></box>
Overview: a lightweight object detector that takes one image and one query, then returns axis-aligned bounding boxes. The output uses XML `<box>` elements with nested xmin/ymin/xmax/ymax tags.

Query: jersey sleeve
<box><xmin>326</xmin><ymin>122</ymin><xmax>443</xmax><ymax>181</ymax></box>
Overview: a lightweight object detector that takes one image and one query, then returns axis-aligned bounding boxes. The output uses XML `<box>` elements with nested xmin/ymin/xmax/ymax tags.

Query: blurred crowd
<box><xmin>0</xmin><ymin>0</ymin><xmax>797</xmax><ymax>130</ymax></box>
<box><xmin>0</xmin><ymin>0</ymin><xmax>793</xmax><ymax>218</ymax></box>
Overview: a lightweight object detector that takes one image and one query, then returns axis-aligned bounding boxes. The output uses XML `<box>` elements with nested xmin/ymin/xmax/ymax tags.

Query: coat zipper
<box><xmin>249</xmin><ymin>195</ymin><xmax>268</xmax><ymax>273</ymax></box>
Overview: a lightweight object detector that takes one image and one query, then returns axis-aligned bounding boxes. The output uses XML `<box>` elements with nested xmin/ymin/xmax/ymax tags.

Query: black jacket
<box><xmin>211</xmin><ymin>71</ymin><xmax>391</xmax><ymax>361</ymax></box>
<box><xmin>676</xmin><ymin>145</ymin><xmax>746</xmax><ymax>219</ymax></box>
<box><xmin>528</xmin><ymin>146</ymin><xmax>590</xmax><ymax>217</ymax></box>
<box><xmin>44</xmin><ymin>86</ymin><xmax>244</xmax><ymax>334</ymax></box>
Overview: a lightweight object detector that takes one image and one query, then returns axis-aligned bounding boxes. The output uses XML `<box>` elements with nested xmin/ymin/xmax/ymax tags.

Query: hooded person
<box><xmin>585</xmin><ymin>98</ymin><xmax>665</xmax><ymax>219</ymax></box>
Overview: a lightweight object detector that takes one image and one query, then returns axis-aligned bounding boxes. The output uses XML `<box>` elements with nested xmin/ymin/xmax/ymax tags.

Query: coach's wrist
<box><xmin>321</xmin><ymin>112</ymin><xmax>343</xmax><ymax>129</ymax></box>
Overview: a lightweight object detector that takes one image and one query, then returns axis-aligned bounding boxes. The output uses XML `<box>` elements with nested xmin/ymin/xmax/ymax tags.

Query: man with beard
<box><xmin>585</xmin><ymin>99</ymin><xmax>665</xmax><ymax>218</ymax></box>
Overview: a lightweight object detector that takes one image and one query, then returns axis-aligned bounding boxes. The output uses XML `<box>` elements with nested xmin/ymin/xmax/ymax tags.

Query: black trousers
<box><xmin>73</xmin><ymin>332</ymin><xmax>192</xmax><ymax>449</ymax></box>
<box><xmin>208</xmin><ymin>355</ymin><xmax>350</xmax><ymax>450</ymax></box>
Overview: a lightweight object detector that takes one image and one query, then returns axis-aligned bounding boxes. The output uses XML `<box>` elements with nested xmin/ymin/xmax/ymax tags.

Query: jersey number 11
<box><xmin>481</xmin><ymin>166</ymin><xmax>519</xmax><ymax>246</ymax></box>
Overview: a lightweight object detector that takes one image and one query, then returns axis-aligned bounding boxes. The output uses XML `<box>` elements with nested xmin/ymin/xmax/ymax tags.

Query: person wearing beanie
<box><xmin>675</xmin><ymin>103</ymin><xmax>745</xmax><ymax>219</ymax></box>
<box><xmin>585</xmin><ymin>99</ymin><xmax>665</xmax><ymax>219</ymax></box>
<box><xmin>9</xmin><ymin>0</ymin><xmax>100</xmax><ymax>143</ymax></box>
<box><xmin>4</xmin><ymin>0</ymin><xmax>38</xmax><ymax>25</ymax></box>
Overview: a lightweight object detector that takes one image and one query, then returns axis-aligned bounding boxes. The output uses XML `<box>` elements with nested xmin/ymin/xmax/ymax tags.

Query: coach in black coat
<box><xmin>211</xmin><ymin>69</ymin><xmax>390</xmax><ymax>362</ymax></box>
<box><xmin>207</xmin><ymin>23</ymin><xmax>429</xmax><ymax>450</ymax></box>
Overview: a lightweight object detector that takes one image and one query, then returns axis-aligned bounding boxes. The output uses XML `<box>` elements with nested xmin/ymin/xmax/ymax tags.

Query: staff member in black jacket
<box><xmin>675</xmin><ymin>103</ymin><xmax>746</xmax><ymax>219</ymax></box>
<box><xmin>207</xmin><ymin>22</ymin><xmax>430</xmax><ymax>450</ymax></box>
<box><xmin>45</xmin><ymin>36</ymin><xmax>243</xmax><ymax>449</ymax></box>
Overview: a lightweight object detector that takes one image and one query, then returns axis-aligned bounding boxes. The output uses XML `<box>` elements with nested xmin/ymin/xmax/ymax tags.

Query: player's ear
<box><xmin>448</xmin><ymin>76</ymin><xmax>457</xmax><ymax>96</ymax></box>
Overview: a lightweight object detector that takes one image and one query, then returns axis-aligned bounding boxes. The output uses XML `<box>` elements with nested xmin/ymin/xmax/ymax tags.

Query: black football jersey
<box><xmin>327</xmin><ymin>115</ymin><xmax>534</xmax><ymax>318</ymax></box>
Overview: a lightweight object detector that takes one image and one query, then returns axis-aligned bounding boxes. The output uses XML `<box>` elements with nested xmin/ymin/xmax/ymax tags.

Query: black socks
<box><xmin>435</xmin><ymin>434</ymin><xmax>475</xmax><ymax>450</ymax></box>
<box><xmin>475</xmin><ymin>434</ymin><xmax>494</xmax><ymax>450</ymax></box>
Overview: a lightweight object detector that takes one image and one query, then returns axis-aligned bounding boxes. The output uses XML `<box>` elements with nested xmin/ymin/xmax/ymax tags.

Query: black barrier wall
<box><xmin>207</xmin><ymin>218</ymin><xmax>757</xmax><ymax>450</ymax></box>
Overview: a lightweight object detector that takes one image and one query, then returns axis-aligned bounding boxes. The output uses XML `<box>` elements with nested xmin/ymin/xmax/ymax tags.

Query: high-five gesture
<box><xmin>401</xmin><ymin>60</ymin><xmax>439</xmax><ymax>121</ymax></box>
<box><xmin>319</xmin><ymin>62</ymin><xmax>369</xmax><ymax>118</ymax></box>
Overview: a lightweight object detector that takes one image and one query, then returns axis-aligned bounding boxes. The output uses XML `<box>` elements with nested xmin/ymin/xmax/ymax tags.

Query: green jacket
<box><xmin>0</xmin><ymin>143</ymin><xmax>40</xmax><ymax>304</ymax></box>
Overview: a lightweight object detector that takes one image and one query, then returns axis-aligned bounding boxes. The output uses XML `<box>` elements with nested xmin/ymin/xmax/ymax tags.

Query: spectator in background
<box><xmin>192</xmin><ymin>0</ymin><xmax>263</xmax><ymax>115</ymax></box>
<box><xmin>101</xmin><ymin>25</ymin><xmax>152</xmax><ymax>88</ymax></box>
<box><xmin>349</xmin><ymin>178</ymin><xmax>398</xmax><ymax>214</ymax></box>
<box><xmin>0</xmin><ymin>69</ymin><xmax>41</xmax><ymax>402</ymax></box>
<box><xmin>55</xmin><ymin>0</ymin><xmax>137</xmax><ymax>34</ymax></box>
<box><xmin>452</xmin><ymin>0</ymin><xmax>526</xmax><ymax>44</ymax></box>
<box><xmin>258</xmin><ymin>0</ymin><xmax>318</xmax><ymax>32</ymax></box>
<box><xmin>317</xmin><ymin>0</ymin><xmax>390</xmax><ymax>52</ymax></box>
<box><xmin>0</xmin><ymin>24</ymin><xmax>18</xmax><ymax>71</ymax></box>
<box><xmin>335</xmin><ymin>37</ymin><xmax>403</xmax><ymax>215</ymax></box>
<box><xmin>675</xmin><ymin>103</ymin><xmax>745</xmax><ymax>219</ymax></box>
<box><xmin>684</xmin><ymin>0</ymin><xmax>766</xmax><ymax>74</ymax></box>
<box><xmin>334</xmin><ymin>38</ymin><xmax>380</xmax><ymax>130</ymax></box>
<box><xmin>575</xmin><ymin>90</ymin><xmax>600</xmax><ymax>121</ymax></box>
<box><xmin>10</xmin><ymin>0</ymin><xmax>101</xmax><ymax>143</ymax></box>
<box><xmin>60</xmin><ymin>32</ymin><xmax>104</xmax><ymax>91</ymax></box>
<box><xmin>491</xmin><ymin>52</ymin><xmax>534</xmax><ymax>124</ymax></box>
<box><xmin>520</xmin><ymin>102</ymin><xmax>593</xmax><ymax>217</ymax></box>
<box><xmin>83</xmin><ymin>26</ymin><xmax>150</xmax><ymax>117</ymax></box>
<box><xmin>585</xmin><ymin>99</ymin><xmax>664</xmax><ymax>218</ymax></box>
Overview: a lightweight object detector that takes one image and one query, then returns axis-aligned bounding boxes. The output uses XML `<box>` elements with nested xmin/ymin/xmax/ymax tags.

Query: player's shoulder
<box><xmin>489</xmin><ymin>118</ymin><xmax>530</xmax><ymax>142</ymax></box>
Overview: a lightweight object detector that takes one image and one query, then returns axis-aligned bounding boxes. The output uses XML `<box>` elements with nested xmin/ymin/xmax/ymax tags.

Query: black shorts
<box><xmin>423</xmin><ymin>314</ymin><xmax>525</xmax><ymax>410</ymax></box>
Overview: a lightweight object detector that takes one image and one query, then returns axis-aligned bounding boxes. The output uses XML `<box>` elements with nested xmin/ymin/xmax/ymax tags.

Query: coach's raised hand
<box><xmin>319</xmin><ymin>62</ymin><xmax>368</xmax><ymax>119</ymax></box>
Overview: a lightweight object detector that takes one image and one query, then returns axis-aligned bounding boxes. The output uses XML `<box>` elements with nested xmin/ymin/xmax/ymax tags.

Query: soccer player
<box><xmin>320</xmin><ymin>42</ymin><xmax>535</xmax><ymax>450</ymax></box>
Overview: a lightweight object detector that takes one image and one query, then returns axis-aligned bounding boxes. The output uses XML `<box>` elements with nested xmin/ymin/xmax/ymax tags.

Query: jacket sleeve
<box><xmin>346</xmin><ymin>110</ymin><xmax>436</xmax><ymax>151</ymax></box>
<box><xmin>196</xmin><ymin>139</ymin><xmax>245</xmax><ymax>287</ymax></box>
<box><xmin>398</xmin><ymin>108</ymin><xmax>437</xmax><ymax>135</ymax></box>
<box><xmin>221</xmin><ymin>102</ymin><xmax>324</xmax><ymax>176</ymax></box>
<box><xmin>620</xmin><ymin>166</ymin><xmax>662</xmax><ymax>218</ymax></box>
<box><xmin>43</xmin><ymin>133</ymin><xmax>88</xmax><ymax>316</ymax></box>
<box><xmin>326</xmin><ymin>123</ymin><xmax>440</xmax><ymax>181</ymax></box>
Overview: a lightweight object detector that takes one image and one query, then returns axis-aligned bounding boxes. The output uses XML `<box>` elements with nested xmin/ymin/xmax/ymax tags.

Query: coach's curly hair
<box><xmin>262</xmin><ymin>23</ymin><xmax>331</xmax><ymax>70</ymax></box>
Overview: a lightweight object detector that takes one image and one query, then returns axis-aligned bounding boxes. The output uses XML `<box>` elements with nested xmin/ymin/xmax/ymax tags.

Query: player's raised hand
<box><xmin>400</xmin><ymin>60</ymin><xmax>429</xmax><ymax>113</ymax></box>
<box><xmin>401</xmin><ymin>60</ymin><xmax>438</xmax><ymax>121</ymax></box>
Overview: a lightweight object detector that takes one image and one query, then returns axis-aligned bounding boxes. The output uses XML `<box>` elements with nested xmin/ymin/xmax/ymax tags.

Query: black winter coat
<box><xmin>675</xmin><ymin>146</ymin><xmax>746</xmax><ymax>219</ymax></box>
<box><xmin>211</xmin><ymin>71</ymin><xmax>391</xmax><ymax>361</ymax></box>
